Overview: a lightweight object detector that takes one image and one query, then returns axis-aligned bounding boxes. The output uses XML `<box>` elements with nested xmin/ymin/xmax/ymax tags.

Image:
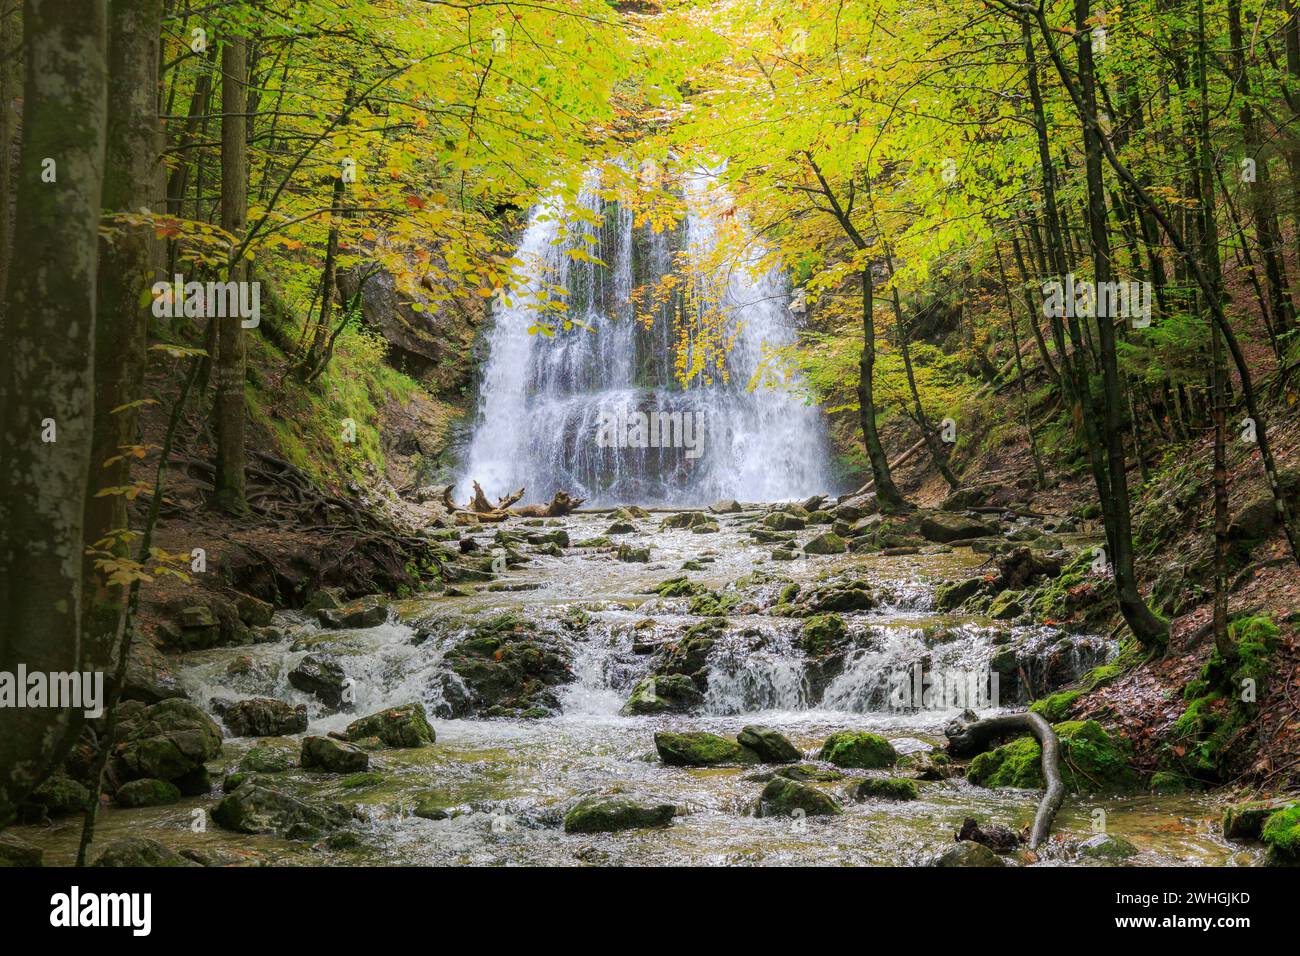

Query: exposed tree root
<box><xmin>946</xmin><ymin>711</ymin><xmax>1064</xmax><ymax>849</ymax></box>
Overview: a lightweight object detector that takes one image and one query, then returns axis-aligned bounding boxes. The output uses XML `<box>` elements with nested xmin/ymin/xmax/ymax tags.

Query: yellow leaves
<box><xmin>102</xmin><ymin>444</ymin><xmax>159</xmax><ymax>468</ymax></box>
<box><xmin>94</xmin><ymin>483</ymin><xmax>152</xmax><ymax>501</ymax></box>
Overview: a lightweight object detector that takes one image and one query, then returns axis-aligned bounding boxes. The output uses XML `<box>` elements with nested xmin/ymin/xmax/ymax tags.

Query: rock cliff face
<box><xmin>340</xmin><ymin>264</ymin><xmax>486</xmax><ymax>398</ymax></box>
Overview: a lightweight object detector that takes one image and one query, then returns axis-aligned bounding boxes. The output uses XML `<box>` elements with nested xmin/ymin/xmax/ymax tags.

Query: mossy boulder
<box><xmin>654</xmin><ymin>731</ymin><xmax>761</xmax><ymax>767</ymax></box>
<box><xmin>966</xmin><ymin>720</ymin><xmax>1138</xmax><ymax>792</ymax></box>
<box><xmin>1079</xmin><ymin>833</ymin><xmax>1138</xmax><ymax>861</ymax></box>
<box><xmin>238</xmin><ymin>746</ymin><xmax>296</xmax><ymax>774</ymax></box>
<box><xmin>91</xmin><ymin>837</ymin><xmax>198</xmax><ymax>868</ymax></box>
<box><xmin>115</xmin><ymin>778</ymin><xmax>182</xmax><ymax>808</ymax></box>
<box><xmin>919</xmin><ymin>512</ymin><xmax>994</xmax><ymax>543</ymax></box>
<box><xmin>616</xmin><ymin>544</ymin><xmax>650</xmax><ymax>563</ymax></box>
<box><xmin>987</xmin><ymin>589</ymin><xmax>1025</xmax><ymax>620</ymax></box>
<box><xmin>818</xmin><ymin>731</ymin><xmax>898</xmax><ymax>769</ymax></box>
<box><xmin>222</xmin><ymin>696</ymin><xmax>309</xmax><ymax>737</ymax></box>
<box><xmin>661</xmin><ymin>512</ymin><xmax>716</xmax><ymax>531</ymax></box>
<box><xmin>619</xmin><ymin>674</ymin><xmax>704</xmax><ymax>716</ymax></box>
<box><xmin>301</xmin><ymin>735</ymin><xmax>370</xmax><ymax>773</ymax></box>
<box><xmin>342</xmin><ymin>703</ymin><xmax>435</xmax><ymax>748</ymax></box>
<box><xmin>774</xmin><ymin>763</ymin><xmax>845</xmax><ymax>782</ymax></box>
<box><xmin>25</xmin><ymin>772</ymin><xmax>91</xmax><ymax>817</ymax></box>
<box><xmin>1223</xmin><ymin>800</ymin><xmax>1291</xmax><ymax>840</ymax></box>
<box><xmin>654</xmin><ymin>576</ymin><xmax>705</xmax><ymax>598</ymax></box>
<box><xmin>931</xmin><ymin>841</ymin><xmax>1007</xmax><ymax>867</ymax></box>
<box><xmin>113</xmin><ymin>698</ymin><xmax>223</xmax><ymax>783</ymax></box>
<box><xmin>763</xmin><ymin>512</ymin><xmax>806</xmax><ymax>531</ymax></box>
<box><xmin>737</xmin><ymin>725</ymin><xmax>801</xmax><ymax>764</ymax></box>
<box><xmin>1261</xmin><ymin>805</ymin><xmax>1300</xmax><ymax>863</ymax></box>
<box><xmin>935</xmin><ymin>577</ymin><xmax>984</xmax><ymax>611</ymax></box>
<box><xmin>754</xmin><ymin>776</ymin><xmax>842</xmax><ymax>818</ymax></box>
<box><xmin>287</xmin><ymin>654</ymin><xmax>349</xmax><ymax>708</ymax></box>
<box><xmin>563</xmin><ymin>795</ymin><xmax>675</xmax><ymax>833</ymax></box>
<box><xmin>799</xmin><ymin>614</ymin><xmax>847</xmax><ymax>655</ymax></box>
<box><xmin>212</xmin><ymin>783</ymin><xmax>352</xmax><ymax>838</ymax></box>
<box><xmin>803</xmin><ymin>532</ymin><xmax>847</xmax><ymax>555</ymax></box>
<box><xmin>0</xmin><ymin>832</ymin><xmax>43</xmax><ymax>867</ymax></box>
<box><xmin>850</xmin><ymin>777</ymin><xmax>919</xmax><ymax>801</ymax></box>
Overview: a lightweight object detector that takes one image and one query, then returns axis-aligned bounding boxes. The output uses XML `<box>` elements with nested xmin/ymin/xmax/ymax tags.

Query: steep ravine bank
<box><xmin>6</xmin><ymin>500</ymin><xmax>1290</xmax><ymax>866</ymax></box>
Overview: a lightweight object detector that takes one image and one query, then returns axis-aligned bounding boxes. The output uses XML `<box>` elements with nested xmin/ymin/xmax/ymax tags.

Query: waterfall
<box><xmin>456</xmin><ymin>166</ymin><xmax>831</xmax><ymax>506</ymax></box>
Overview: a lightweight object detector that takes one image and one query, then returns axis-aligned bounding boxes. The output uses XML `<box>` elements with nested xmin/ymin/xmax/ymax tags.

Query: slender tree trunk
<box><xmin>1073</xmin><ymin>0</ymin><xmax>1168</xmax><ymax>646</ymax></box>
<box><xmin>859</xmin><ymin>267</ymin><xmax>908</xmax><ymax>511</ymax></box>
<box><xmin>212</xmin><ymin>32</ymin><xmax>248</xmax><ymax>513</ymax></box>
<box><xmin>0</xmin><ymin>0</ymin><xmax>108</xmax><ymax>824</ymax></box>
<box><xmin>996</xmin><ymin>241</ymin><xmax>1046</xmax><ymax>487</ymax></box>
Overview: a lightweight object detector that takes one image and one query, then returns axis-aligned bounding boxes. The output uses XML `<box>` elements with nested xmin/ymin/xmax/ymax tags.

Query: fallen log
<box><xmin>945</xmin><ymin>711</ymin><xmax>1064</xmax><ymax>849</ymax></box>
<box><xmin>512</xmin><ymin>490</ymin><xmax>585</xmax><ymax>518</ymax></box>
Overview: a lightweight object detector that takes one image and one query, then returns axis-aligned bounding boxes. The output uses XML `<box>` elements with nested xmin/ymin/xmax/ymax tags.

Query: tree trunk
<box><xmin>0</xmin><ymin>0</ymin><xmax>108</xmax><ymax>824</ymax></box>
<box><xmin>212</xmin><ymin>32</ymin><xmax>248</xmax><ymax>514</ymax></box>
<box><xmin>858</xmin><ymin>267</ymin><xmax>908</xmax><ymax>511</ymax></box>
<box><xmin>84</xmin><ymin>0</ymin><xmax>164</xmax><ymax>669</ymax></box>
<box><xmin>0</xmin><ymin>0</ymin><xmax>21</xmax><ymax>299</ymax></box>
<box><xmin>1073</xmin><ymin>0</ymin><xmax>1168</xmax><ymax>646</ymax></box>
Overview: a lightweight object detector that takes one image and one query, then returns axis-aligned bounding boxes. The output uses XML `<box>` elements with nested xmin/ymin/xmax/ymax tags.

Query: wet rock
<box><xmin>737</xmin><ymin>725</ymin><xmax>801</xmax><ymax>764</ymax></box>
<box><xmin>906</xmin><ymin>751</ymin><xmax>953</xmax><ymax>780</ymax></box>
<box><xmin>654</xmin><ymin>575</ymin><xmax>705</xmax><ymax>597</ymax></box>
<box><xmin>317</xmin><ymin>598</ymin><xmax>388</xmax><ymax>630</ymax></box>
<box><xmin>301</xmin><ymin>735</ymin><xmax>370</xmax><ymax>773</ymax></box>
<box><xmin>1261</xmin><ymin>805</ymin><xmax>1300</xmax><ymax>863</ymax></box>
<box><xmin>850</xmin><ymin>777</ymin><xmax>919</xmax><ymax>801</ymax></box>
<box><xmin>957</xmin><ymin>816</ymin><xmax>1023</xmax><ymax>852</ymax></box>
<box><xmin>930</xmin><ymin>840</ymin><xmax>1007</xmax><ymax>867</ymax></box>
<box><xmin>617</xmin><ymin>544</ymin><xmax>650</xmax><ymax>563</ymax></box>
<box><xmin>654</xmin><ymin>618</ymin><xmax>723</xmax><ymax>689</ymax></box>
<box><xmin>607</xmin><ymin>521</ymin><xmax>637</xmax><ymax>535</ymax></box>
<box><xmin>919</xmin><ymin>512</ymin><xmax>994</xmax><ymax>544</ymax></box>
<box><xmin>563</xmin><ymin>795</ymin><xmax>675</xmax><ymax>833</ymax></box>
<box><xmin>751</xmin><ymin>527</ymin><xmax>794</xmax><ymax>544</ymax></box>
<box><xmin>995</xmin><ymin>546</ymin><xmax>1065</xmax><ymax>590</ymax></box>
<box><xmin>114</xmin><ymin>698</ymin><xmax>222</xmax><ymax>784</ymax></box>
<box><xmin>709</xmin><ymin>499</ymin><xmax>741</xmax><ymax>514</ymax></box>
<box><xmin>834</xmin><ymin>494</ymin><xmax>878</xmax><ymax>522</ymax></box>
<box><xmin>661</xmin><ymin>511</ymin><xmax>716</xmax><ymax>531</ymax></box>
<box><xmin>212</xmin><ymin>782</ymin><xmax>353</xmax><ymax>838</ymax></box>
<box><xmin>287</xmin><ymin>654</ymin><xmax>350</xmax><ymax>708</ymax></box>
<box><xmin>770</xmin><ymin>545</ymin><xmax>798</xmax><ymax>561</ymax></box>
<box><xmin>763</xmin><ymin>512</ymin><xmax>806</xmax><ymax>531</ymax></box>
<box><xmin>222</xmin><ymin>697</ymin><xmax>308</xmax><ymax>737</ymax></box>
<box><xmin>803</xmin><ymin>583</ymin><xmax>875</xmax><ymax>612</ymax></box>
<box><xmin>1223</xmin><ymin>800</ymin><xmax>1291</xmax><ymax>840</ymax></box>
<box><xmin>803</xmin><ymin>532</ymin><xmax>847</xmax><ymax>555</ymax></box>
<box><xmin>1079</xmin><ymin>833</ymin><xmax>1138</xmax><ymax>861</ymax></box>
<box><xmin>654</xmin><ymin>731</ymin><xmax>761</xmax><ymax>767</ymax></box>
<box><xmin>774</xmin><ymin>763</ymin><xmax>845</xmax><ymax>782</ymax></box>
<box><xmin>239</xmin><ymin>746</ymin><xmax>296</xmax><ymax>773</ymax></box>
<box><xmin>341</xmin><ymin>702</ymin><xmax>436</xmax><ymax>748</ymax></box>
<box><xmin>114</xmin><ymin>778</ymin><xmax>182</xmax><ymax>808</ymax></box>
<box><xmin>986</xmin><ymin>590</ymin><xmax>1025</xmax><ymax>620</ymax></box>
<box><xmin>754</xmin><ymin>776</ymin><xmax>842</xmax><ymax>818</ymax></box>
<box><xmin>690</xmin><ymin>519</ymin><xmax>721</xmax><ymax>534</ymax></box>
<box><xmin>0</xmin><ymin>832</ymin><xmax>43</xmax><ymax>867</ymax></box>
<box><xmin>934</xmin><ymin>577</ymin><xmax>984</xmax><ymax>611</ymax></box>
<box><xmin>940</xmin><ymin>486</ymin><xmax>991</xmax><ymax>511</ymax></box>
<box><xmin>445</xmin><ymin>615</ymin><xmax>572</xmax><ymax>717</ymax></box>
<box><xmin>304</xmin><ymin>588</ymin><xmax>346</xmax><ymax>611</ymax></box>
<box><xmin>819</xmin><ymin>731</ymin><xmax>898</xmax><ymax>769</ymax></box>
<box><xmin>619</xmin><ymin>674</ymin><xmax>704</xmax><ymax>715</ymax></box>
<box><xmin>799</xmin><ymin>614</ymin><xmax>847</xmax><ymax>655</ymax></box>
<box><xmin>91</xmin><ymin>837</ymin><xmax>199</xmax><ymax>867</ymax></box>
<box><xmin>233</xmin><ymin>591</ymin><xmax>275</xmax><ymax>627</ymax></box>
<box><xmin>23</xmin><ymin>772</ymin><xmax>90</xmax><ymax>818</ymax></box>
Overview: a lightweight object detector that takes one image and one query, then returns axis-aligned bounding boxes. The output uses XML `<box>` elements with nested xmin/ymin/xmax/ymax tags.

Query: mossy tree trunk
<box><xmin>0</xmin><ymin>0</ymin><xmax>108</xmax><ymax>823</ymax></box>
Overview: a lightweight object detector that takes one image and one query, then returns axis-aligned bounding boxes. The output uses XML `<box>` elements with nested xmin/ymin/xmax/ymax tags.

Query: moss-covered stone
<box><xmin>774</xmin><ymin>763</ymin><xmax>846</xmax><ymax>782</ymax></box>
<box><xmin>342</xmin><ymin>702</ymin><xmax>435</xmax><ymax>748</ymax></box>
<box><xmin>736</xmin><ymin>725</ymin><xmax>801</xmax><ymax>763</ymax></box>
<box><xmin>1029</xmin><ymin>690</ymin><xmax>1083</xmax><ymax>723</ymax></box>
<box><xmin>763</xmin><ymin>512</ymin><xmax>806</xmax><ymax>531</ymax></box>
<box><xmin>619</xmin><ymin>674</ymin><xmax>704</xmax><ymax>715</ymax></box>
<box><xmin>1079</xmin><ymin>833</ymin><xmax>1138</xmax><ymax>861</ymax></box>
<box><xmin>563</xmin><ymin>795</ymin><xmax>675</xmax><ymax>833</ymax></box>
<box><xmin>987</xmin><ymin>589</ymin><xmax>1025</xmax><ymax>620</ymax></box>
<box><xmin>212</xmin><ymin>783</ymin><xmax>352</xmax><ymax>838</ymax></box>
<box><xmin>654</xmin><ymin>731</ymin><xmax>761</xmax><ymax>767</ymax></box>
<box><xmin>1261</xmin><ymin>805</ymin><xmax>1300</xmax><ymax>863</ymax></box>
<box><xmin>799</xmin><ymin>614</ymin><xmax>847</xmax><ymax>655</ymax></box>
<box><xmin>803</xmin><ymin>532</ymin><xmax>847</xmax><ymax>555</ymax></box>
<box><xmin>850</xmin><ymin>777</ymin><xmax>919</xmax><ymax>801</ymax></box>
<box><xmin>818</xmin><ymin>731</ymin><xmax>898</xmax><ymax>769</ymax></box>
<box><xmin>238</xmin><ymin>746</ymin><xmax>296</xmax><ymax>774</ymax></box>
<box><xmin>115</xmin><ymin>778</ymin><xmax>182</xmax><ymax>808</ymax></box>
<box><xmin>91</xmin><ymin>837</ymin><xmax>199</xmax><ymax>867</ymax></box>
<box><xmin>1222</xmin><ymin>800</ymin><xmax>1290</xmax><ymax>840</ymax></box>
<box><xmin>755</xmin><ymin>776</ymin><xmax>842</xmax><ymax>818</ymax></box>
<box><xmin>965</xmin><ymin>720</ymin><xmax>1138</xmax><ymax>792</ymax></box>
<box><xmin>931</xmin><ymin>841</ymin><xmax>1006</xmax><ymax>867</ymax></box>
<box><xmin>301</xmin><ymin>735</ymin><xmax>370</xmax><ymax>773</ymax></box>
<box><xmin>0</xmin><ymin>832</ymin><xmax>43</xmax><ymax>867</ymax></box>
<box><xmin>654</xmin><ymin>576</ymin><xmax>705</xmax><ymax>598</ymax></box>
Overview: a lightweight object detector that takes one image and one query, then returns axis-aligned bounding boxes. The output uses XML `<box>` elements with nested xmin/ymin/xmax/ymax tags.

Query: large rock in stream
<box><xmin>754</xmin><ymin>777</ymin><xmax>842</xmax><ymax>818</ymax></box>
<box><xmin>619</xmin><ymin>674</ymin><xmax>704</xmax><ymax>715</ymax></box>
<box><xmin>737</xmin><ymin>725</ymin><xmax>801</xmax><ymax>763</ymax></box>
<box><xmin>918</xmin><ymin>512</ymin><xmax>995</xmax><ymax>544</ymax></box>
<box><xmin>219</xmin><ymin>696</ymin><xmax>308</xmax><ymax>737</ymax></box>
<box><xmin>818</xmin><ymin>731</ymin><xmax>898</xmax><ymax>769</ymax></box>
<box><xmin>341</xmin><ymin>702</ymin><xmax>435</xmax><ymax>748</ymax></box>
<box><xmin>563</xmin><ymin>795</ymin><xmax>675</xmax><ymax>833</ymax></box>
<box><xmin>113</xmin><ymin>698</ymin><xmax>222</xmax><ymax>784</ymax></box>
<box><xmin>438</xmin><ymin>613</ymin><xmax>572</xmax><ymax>718</ymax></box>
<box><xmin>212</xmin><ymin>782</ymin><xmax>353</xmax><ymax>838</ymax></box>
<box><xmin>654</xmin><ymin>731</ymin><xmax>761</xmax><ymax>767</ymax></box>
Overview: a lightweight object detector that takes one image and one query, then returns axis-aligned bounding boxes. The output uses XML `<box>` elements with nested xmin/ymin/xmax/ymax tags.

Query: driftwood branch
<box><xmin>946</xmin><ymin>711</ymin><xmax>1064</xmax><ymax>849</ymax></box>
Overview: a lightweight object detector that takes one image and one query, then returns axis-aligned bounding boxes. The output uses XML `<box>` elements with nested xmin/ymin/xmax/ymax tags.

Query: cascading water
<box><xmin>457</xmin><ymin>166</ymin><xmax>831</xmax><ymax>506</ymax></box>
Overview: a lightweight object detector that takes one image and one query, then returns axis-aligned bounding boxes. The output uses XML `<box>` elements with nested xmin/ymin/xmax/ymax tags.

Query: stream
<box><xmin>14</xmin><ymin>511</ymin><xmax>1262</xmax><ymax>866</ymax></box>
